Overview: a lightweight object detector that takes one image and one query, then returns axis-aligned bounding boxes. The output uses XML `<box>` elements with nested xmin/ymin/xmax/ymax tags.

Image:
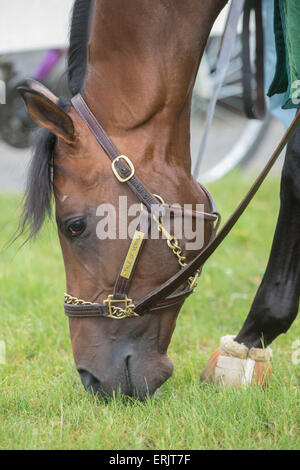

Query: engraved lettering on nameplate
<box><xmin>120</xmin><ymin>231</ymin><xmax>144</xmax><ymax>279</ymax></box>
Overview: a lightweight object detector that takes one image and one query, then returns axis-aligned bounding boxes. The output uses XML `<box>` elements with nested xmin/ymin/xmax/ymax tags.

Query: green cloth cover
<box><xmin>267</xmin><ymin>0</ymin><xmax>300</xmax><ymax>109</ymax></box>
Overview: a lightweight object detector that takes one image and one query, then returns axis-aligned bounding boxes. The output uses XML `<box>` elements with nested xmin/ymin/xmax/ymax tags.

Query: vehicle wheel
<box><xmin>191</xmin><ymin>34</ymin><xmax>269</xmax><ymax>183</ymax></box>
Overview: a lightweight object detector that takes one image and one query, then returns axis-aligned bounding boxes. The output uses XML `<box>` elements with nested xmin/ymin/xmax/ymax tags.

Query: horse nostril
<box><xmin>78</xmin><ymin>368</ymin><xmax>102</xmax><ymax>395</ymax></box>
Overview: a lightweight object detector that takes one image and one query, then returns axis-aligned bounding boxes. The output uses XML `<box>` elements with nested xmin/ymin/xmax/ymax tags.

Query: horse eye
<box><xmin>67</xmin><ymin>219</ymin><xmax>86</xmax><ymax>237</ymax></box>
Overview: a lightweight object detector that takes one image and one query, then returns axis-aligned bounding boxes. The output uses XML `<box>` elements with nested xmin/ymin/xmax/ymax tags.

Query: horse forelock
<box><xmin>19</xmin><ymin>0</ymin><xmax>94</xmax><ymax>240</ymax></box>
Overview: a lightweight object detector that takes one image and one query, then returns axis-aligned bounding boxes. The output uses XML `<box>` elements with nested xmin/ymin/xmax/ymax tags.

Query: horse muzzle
<box><xmin>77</xmin><ymin>352</ymin><xmax>174</xmax><ymax>400</ymax></box>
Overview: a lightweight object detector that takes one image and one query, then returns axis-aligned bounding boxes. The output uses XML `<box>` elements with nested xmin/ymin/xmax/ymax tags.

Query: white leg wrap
<box><xmin>215</xmin><ymin>335</ymin><xmax>272</xmax><ymax>387</ymax></box>
<box><xmin>220</xmin><ymin>335</ymin><xmax>272</xmax><ymax>361</ymax></box>
<box><xmin>220</xmin><ymin>335</ymin><xmax>248</xmax><ymax>359</ymax></box>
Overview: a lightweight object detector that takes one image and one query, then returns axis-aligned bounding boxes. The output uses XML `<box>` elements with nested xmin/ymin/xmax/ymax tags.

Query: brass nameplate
<box><xmin>120</xmin><ymin>230</ymin><xmax>144</xmax><ymax>279</ymax></box>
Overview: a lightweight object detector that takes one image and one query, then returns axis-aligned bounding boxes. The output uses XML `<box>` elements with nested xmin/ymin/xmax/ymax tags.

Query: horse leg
<box><xmin>201</xmin><ymin>118</ymin><xmax>300</xmax><ymax>387</ymax></box>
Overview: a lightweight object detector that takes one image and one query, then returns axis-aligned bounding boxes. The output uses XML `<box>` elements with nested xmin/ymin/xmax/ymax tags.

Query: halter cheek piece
<box><xmin>64</xmin><ymin>94</ymin><xmax>220</xmax><ymax>319</ymax></box>
<box><xmin>64</xmin><ymin>95</ymin><xmax>300</xmax><ymax>320</ymax></box>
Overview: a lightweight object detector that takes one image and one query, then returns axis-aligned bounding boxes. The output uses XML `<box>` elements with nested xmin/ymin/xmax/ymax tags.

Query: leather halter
<box><xmin>64</xmin><ymin>94</ymin><xmax>300</xmax><ymax>320</ymax></box>
<box><xmin>64</xmin><ymin>93</ymin><xmax>220</xmax><ymax>319</ymax></box>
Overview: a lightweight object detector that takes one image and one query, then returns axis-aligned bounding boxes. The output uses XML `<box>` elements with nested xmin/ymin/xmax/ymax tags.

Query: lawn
<box><xmin>0</xmin><ymin>171</ymin><xmax>299</xmax><ymax>450</ymax></box>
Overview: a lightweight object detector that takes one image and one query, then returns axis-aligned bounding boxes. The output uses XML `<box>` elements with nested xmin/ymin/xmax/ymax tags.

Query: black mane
<box><xmin>20</xmin><ymin>0</ymin><xmax>94</xmax><ymax>239</ymax></box>
<box><xmin>68</xmin><ymin>0</ymin><xmax>94</xmax><ymax>96</ymax></box>
<box><xmin>19</xmin><ymin>128</ymin><xmax>56</xmax><ymax>239</ymax></box>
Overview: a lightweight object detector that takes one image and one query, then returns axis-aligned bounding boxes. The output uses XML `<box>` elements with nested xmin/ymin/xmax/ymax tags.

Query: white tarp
<box><xmin>0</xmin><ymin>0</ymin><xmax>74</xmax><ymax>54</ymax></box>
<box><xmin>0</xmin><ymin>1</ymin><xmax>242</xmax><ymax>55</ymax></box>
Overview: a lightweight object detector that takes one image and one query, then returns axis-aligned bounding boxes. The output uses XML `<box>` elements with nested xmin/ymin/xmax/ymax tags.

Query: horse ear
<box><xmin>18</xmin><ymin>81</ymin><xmax>75</xmax><ymax>144</ymax></box>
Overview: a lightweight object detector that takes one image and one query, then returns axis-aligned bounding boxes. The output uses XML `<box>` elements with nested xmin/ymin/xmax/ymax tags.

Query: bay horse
<box><xmin>18</xmin><ymin>0</ymin><xmax>300</xmax><ymax>398</ymax></box>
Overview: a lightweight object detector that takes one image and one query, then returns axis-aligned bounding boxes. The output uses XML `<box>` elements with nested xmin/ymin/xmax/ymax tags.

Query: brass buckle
<box><xmin>153</xmin><ymin>194</ymin><xmax>165</xmax><ymax>205</ymax></box>
<box><xmin>112</xmin><ymin>155</ymin><xmax>135</xmax><ymax>183</ymax></box>
<box><xmin>103</xmin><ymin>295</ymin><xmax>139</xmax><ymax>319</ymax></box>
<box><xmin>188</xmin><ymin>270</ymin><xmax>200</xmax><ymax>290</ymax></box>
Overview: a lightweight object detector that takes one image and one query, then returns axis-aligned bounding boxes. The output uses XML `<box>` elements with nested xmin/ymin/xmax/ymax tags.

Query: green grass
<box><xmin>0</xmin><ymin>171</ymin><xmax>299</xmax><ymax>450</ymax></box>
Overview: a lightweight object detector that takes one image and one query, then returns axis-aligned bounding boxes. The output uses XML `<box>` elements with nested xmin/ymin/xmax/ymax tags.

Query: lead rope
<box><xmin>65</xmin><ymin>97</ymin><xmax>300</xmax><ymax>319</ymax></box>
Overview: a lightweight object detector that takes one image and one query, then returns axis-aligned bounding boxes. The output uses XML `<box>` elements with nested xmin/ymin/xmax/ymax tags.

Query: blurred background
<box><xmin>0</xmin><ymin>0</ymin><xmax>72</xmax><ymax>192</ymax></box>
<box><xmin>0</xmin><ymin>0</ymin><xmax>290</xmax><ymax>194</ymax></box>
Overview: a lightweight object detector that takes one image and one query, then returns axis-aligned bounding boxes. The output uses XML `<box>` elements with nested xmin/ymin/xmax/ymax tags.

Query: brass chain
<box><xmin>153</xmin><ymin>196</ymin><xmax>200</xmax><ymax>290</ymax></box>
<box><xmin>64</xmin><ymin>293</ymin><xmax>99</xmax><ymax>305</ymax></box>
<box><xmin>166</xmin><ymin>234</ymin><xmax>200</xmax><ymax>289</ymax></box>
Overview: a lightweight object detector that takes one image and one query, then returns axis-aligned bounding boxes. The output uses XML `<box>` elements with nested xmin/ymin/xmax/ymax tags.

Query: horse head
<box><xmin>19</xmin><ymin>0</ymin><xmax>226</xmax><ymax>399</ymax></box>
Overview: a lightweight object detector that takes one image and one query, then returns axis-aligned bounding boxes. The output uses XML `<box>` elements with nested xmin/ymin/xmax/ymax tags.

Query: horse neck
<box><xmin>82</xmin><ymin>0</ymin><xmax>226</xmax><ymax>176</ymax></box>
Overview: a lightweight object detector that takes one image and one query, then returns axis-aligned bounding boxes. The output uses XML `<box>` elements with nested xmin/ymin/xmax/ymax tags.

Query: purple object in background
<box><xmin>33</xmin><ymin>48</ymin><xmax>65</xmax><ymax>81</ymax></box>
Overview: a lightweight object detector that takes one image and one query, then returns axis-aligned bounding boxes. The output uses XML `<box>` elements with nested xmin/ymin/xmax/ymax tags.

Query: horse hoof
<box><xmin>200</xmin><ymin>335</ymin><xmax>272</xmax><ymax>388</ymax></box>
